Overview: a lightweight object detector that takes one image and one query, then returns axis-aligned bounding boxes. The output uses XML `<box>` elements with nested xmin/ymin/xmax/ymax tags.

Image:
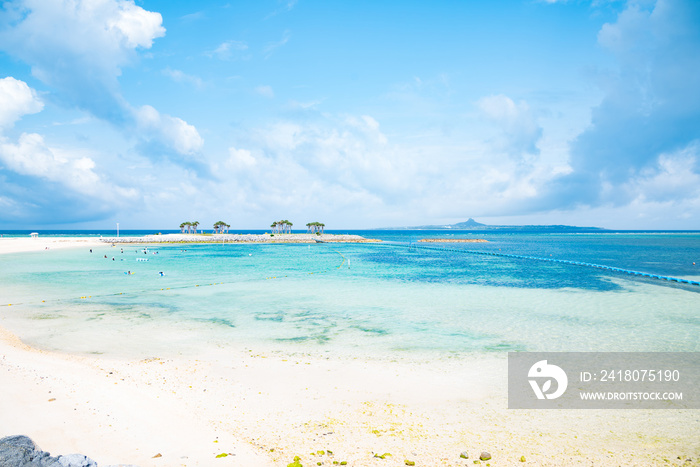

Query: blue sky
<box><xmin>1</xmin><ymin>0</ymin><xmax>698</xmax><ymax>230</ymax></box>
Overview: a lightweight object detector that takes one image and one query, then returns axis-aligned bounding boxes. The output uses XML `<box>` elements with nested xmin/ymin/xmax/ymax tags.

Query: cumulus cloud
<box><xmin>134</xmin><ymin>105</ymin><xmax>204</xmax><ymax>156</ymax></box>
<box><xmin>477</xmin><ymin>94</ymin><xmax>542</xmax><ymax>157</ymax></box>
<box><xmin>0</xmin><ymin>77</ymin><xmax>44</xmax><ymax>128</ymax></box>
<box><xmin>220</xmin><ymin>114</ymin><xmax>409</xmax><ymax>220</ymax></box>
<box><xmin>1</xmin><ymin>133</ymin><xmax>101</xmax><ymax>194</ymax></box>
<box><xmin>0</xmin><ymin>0</ymin><xmax>203</xmax><ymax>161</ymax></box>
<box><xmin>623</xmin><ymin>142</ymin><xmax>700</xmax><ymax>204</ymax></box>
<box><xmin>218</xmin><ymin>111</ymin><xmax>563</xmax><ymax>226</ymax></box>
<box><xmin>0</xmin><ymin>0</ymin><xmax>164</xmax><ymax>118</ymax></box>
<box><xmin>0</xmin><ymin>76</ymin><xmax>137</xmax><ymax>224</ymax></box>
<box><xmin>227</xmin><ymin>147</ymin><xmax>257</xmax><ymax>169</ymax></box>
<box><xmin>545</xmin><ymin>0</ymin><xmax>700</xmax><ymax>210</ymax></box>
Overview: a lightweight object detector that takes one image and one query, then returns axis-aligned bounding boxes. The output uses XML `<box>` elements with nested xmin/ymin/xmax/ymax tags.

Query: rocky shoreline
<box><xmin>99</xmin><ymin>233</ymin><xmax>381</xmax><ymax>244</ymax></box>
<box><xmin>0</xmin><ymin>435</ymin><xmax>135</xmax><ymax>467</ymax></box>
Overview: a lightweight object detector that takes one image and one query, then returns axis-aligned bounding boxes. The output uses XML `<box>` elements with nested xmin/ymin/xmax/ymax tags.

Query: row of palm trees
<box><xmin>306</xmin><ymin>222</ymin><xmax>325</xmax><ymax>233</ymax></box>
<box><xmin>179</xmin><ymin>220</ymin><xmax>325</xmax><ymax>234</ymax></box>
<box><xmin>271</xmin><ymin>219</ymin><xmax>293</xmax><ymax>234</ymax></box>
<box><xmin>179</xmin><ymin>221</ymin><xmax>200</xmax><ymax>233</ymax></box>
<box><xmin>271</xmin><ymin>220</ymin><xmax>325</xmax><ymax>234</ymax></box>
<box><xmin>213</xmin><ymin>221</ymin><xmax>231</xmax><ymax>234</ymax></box>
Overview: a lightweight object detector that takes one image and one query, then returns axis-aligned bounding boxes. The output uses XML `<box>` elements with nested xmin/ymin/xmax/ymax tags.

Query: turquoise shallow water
<box><xmin>0</xmin><ymin>232</ymin><xmax>698</xmax><ymax>357</ymax></box>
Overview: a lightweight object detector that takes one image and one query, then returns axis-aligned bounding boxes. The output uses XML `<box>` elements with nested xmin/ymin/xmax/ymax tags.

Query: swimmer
<box><xmin>159</xmin><ymin>271</ymin><xmax>164</xmax><ymax>276</ymax></box>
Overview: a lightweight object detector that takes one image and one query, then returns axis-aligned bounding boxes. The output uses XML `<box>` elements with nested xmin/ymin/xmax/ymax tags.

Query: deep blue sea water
<box><xmin>1</xmin><ymin>230</ymin><xmax>698</xmax><ymax>357</ymax></box>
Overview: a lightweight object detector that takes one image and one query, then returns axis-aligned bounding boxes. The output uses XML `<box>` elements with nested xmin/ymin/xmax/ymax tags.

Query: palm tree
<box><xmin>213</xmin><ymin>221</ymin><xmax>230</xmax><ymax>234</ymax></box>
<box><xmin>307</xmin><ymin>222</ymin><xmax>315</xmax><ymax>233</ymax></box>
<box><xmin>180</xmin><ymin>222</ymin><xmax>187</xmax><ymax>234</ymax></box>
<box><xmin>192</xmin><ymin>221</ymin><xmax>199</xmax><ymax>234</ymax></box>
<box><xmin>306</xmin><ymin>221</ymin><xmax>325</xmax><ymax>234</ymax></box>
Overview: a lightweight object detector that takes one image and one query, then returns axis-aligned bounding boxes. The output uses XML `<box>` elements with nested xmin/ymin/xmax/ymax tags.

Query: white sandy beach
<box><xmin>0</xmin><ymin>236</ymin><xmax>105</xmax><ymax>255</ymax></box>
<box><xmin>1</xmin><ymin>238</ymin><xmax>698</xmax><ymax>466</ymax></box>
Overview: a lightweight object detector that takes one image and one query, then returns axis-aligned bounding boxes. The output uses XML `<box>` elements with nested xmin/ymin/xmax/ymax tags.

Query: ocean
<box><xmin>1</xmin><ymin>230</ymin><xmax>698</xmax><ymax>358</ymax></box>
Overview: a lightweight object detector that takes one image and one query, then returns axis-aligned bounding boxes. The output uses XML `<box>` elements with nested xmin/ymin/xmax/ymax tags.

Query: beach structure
<box><xmin>29</xmin><ymin>232</ymin><xmax>38</xmax><ymax>238</ymax></box>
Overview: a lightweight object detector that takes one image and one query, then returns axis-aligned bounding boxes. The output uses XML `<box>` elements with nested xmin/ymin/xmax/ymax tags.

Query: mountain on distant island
<box><xmin>376</xmin><ymin>218</ymin><xmax>606</xmax><ymax>231</ymax></box>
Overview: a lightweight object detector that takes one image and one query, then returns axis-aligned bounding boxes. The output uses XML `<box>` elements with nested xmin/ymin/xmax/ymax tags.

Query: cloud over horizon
<box><xmin>0</xmin><ymin>0</ymin><xmax>698</xmax><ymax>229</ymax></box>
<box><xmin>542</xmin><ymin>0</ymin><xmax>700</xmax><ymax>215</ymax></box>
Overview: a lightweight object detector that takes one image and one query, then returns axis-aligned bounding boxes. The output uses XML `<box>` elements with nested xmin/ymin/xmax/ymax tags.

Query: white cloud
<box><xmin>206</xmin><ymin>40</ymin><xmax>248</xmax><ymax>60</ymax></box>
<box><xmin>0</xmin><ymin>0</ymin><xmax>164</xmax><ymax>98</ymax></box>
<box><xmin>0</xmin><ymin>132</ymin><xmax>137</xmax><ymax>202</ymax></box>
<box><xmin>1</xmin><ymin>133</ymin><xmax>97</xmax><ymax>191</ymax></box>
<box><xmin>0</xmin><ymin>1</ymin><xmax>202</xmax><ymax>164</ymax></box>
<box><xmin>255</xmin><ymin>85</ymin><xmax>275</xmax><ymax>98</ymax></box>
<box><xmin>547</xmin><ymin>0</ymin><xmax>700</xmax><ymax>214</ymax></box>
<box><xmin>265</xmin><ymin>0</ymin><xmax>298</xmax><ymax>20</ymax></box>
<box><xmin>625</xmin><ymin>142</ymin><xmax>700</xmax><ymax>203</ymax></box>
<box><xmin>264</xmin><ymin>30</ymin><xmax>291</xmax><ymax>58</ymax></box>
<box><xmin>227</xmin><ymin>147</ymin><xmax>257</xmax><ymax>168</ymax></box>
<box><xmin>0</xmin><ymin>76</ymin><xmax>137</xmax><ymax>224</ymax></box>
<box><xmin>477</xmin><ymin>94</ymin><xmax>542</xmax><ymax>156</ymax></box>
<box><xmin>108</xmin><ymin>0</ymin><xmax>165</xmax><ymax>48</ymax></box>
<box><xmin>0</xmin><ymin>77</ymin><xmax>44</xmax><ymax>128</ymax></box>
<box><xmin>163</xmin><ymin>68</ymin><xmax>204</xmax><ymax>88</ymax></box>
<box><xmin>134</xmin><ymin>105</ymin><xmax>204</xmax><ymax>156</ymax></box>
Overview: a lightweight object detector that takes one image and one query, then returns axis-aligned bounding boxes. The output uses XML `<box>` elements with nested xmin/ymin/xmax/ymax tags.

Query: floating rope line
<box><xmin>389</xmin><ymin>241</ymin><xmax>700</xmax><ymax>287</ymax></box>
<box><xmin>1</xmin><ymin>248</ymin><xmax>349</xmax><ymax>308</ymax></box>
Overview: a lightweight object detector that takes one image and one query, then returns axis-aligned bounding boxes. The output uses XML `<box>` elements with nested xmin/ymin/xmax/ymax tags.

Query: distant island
<box><xmin>375</xmin><ymin>218</ymin><xmax>606</xmax><ymax>232</ymax></box>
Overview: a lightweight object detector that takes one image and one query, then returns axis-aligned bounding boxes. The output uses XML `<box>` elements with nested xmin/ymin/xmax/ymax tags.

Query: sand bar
<box><xmin>100</xmin><ymin>233</ymin><xmax>381</xmax><ymax>244</ymax></box>
<box><xmin>417</xmin><ymin>238</ymin><xmax>488</xmax><ymax>243</ymax></box>
<box><xmin>0</xmin><ymin>233</ymin><xmax>378</xmax><ymax>256</ymax></box>
<box><xmin>0</xmin><ymin>237</ymin><xmax>104</xmax><ymax>255</ymax></box>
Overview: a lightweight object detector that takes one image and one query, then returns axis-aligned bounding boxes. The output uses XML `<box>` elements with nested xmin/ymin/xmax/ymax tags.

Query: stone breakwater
<box><xmin>100</xmin><ymin>233</ymin><xmax>381</xmax><ymax>244</ymax></box>
<box><xmin>418</xmin><ymin>238</ymin><xmax>488</xmax><ymax>243</ymax></box>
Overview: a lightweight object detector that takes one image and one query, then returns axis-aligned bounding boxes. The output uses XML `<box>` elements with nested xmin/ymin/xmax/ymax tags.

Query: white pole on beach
<box><xmin>116</xmin><ymin>222</ymin><xmax>120</xmax><ymax>238</ymax></box>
